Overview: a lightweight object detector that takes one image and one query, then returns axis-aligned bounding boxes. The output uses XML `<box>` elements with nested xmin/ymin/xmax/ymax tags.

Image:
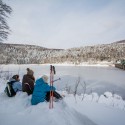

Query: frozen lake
<box><xmin>1</xmin><ymin>64</ymin><xmax>125</xmax><ymax>99</ymax></box>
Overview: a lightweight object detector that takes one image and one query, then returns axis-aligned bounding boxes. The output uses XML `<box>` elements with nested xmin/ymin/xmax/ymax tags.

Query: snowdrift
<box><xmin>0</xmin><ymin>73</ymin><xmax>125</xmax><ymax>125</ymax></box>
<box><xmin>0</xmin><ymin>92</ymin><xmax>97</xmax><ymax>125</ymax></box>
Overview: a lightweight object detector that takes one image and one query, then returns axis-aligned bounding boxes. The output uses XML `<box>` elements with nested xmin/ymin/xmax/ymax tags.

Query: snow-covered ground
<box><xmin>0</xmin><ymin>64</ymin><xmax>125</xmax><ymax>125</ymax></box>
<box><xmin>0</xmin><ymin>88</ymin><xmax>125</xmax><ymax>125</ymax></box>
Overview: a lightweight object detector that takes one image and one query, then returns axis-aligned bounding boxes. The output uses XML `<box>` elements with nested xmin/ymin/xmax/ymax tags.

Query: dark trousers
<box><xmin>45</xmin><ymin>91</ymin><xmax>62</xmax><ymax>102</ymax></box>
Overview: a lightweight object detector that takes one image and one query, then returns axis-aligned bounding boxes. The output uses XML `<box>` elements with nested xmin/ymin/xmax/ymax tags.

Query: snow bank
<box><xmin>62</xmin><ymin>91</ymin><xmax>125</xmax><ymax>111</ymax></box>
<box><xmin>0</xmin><ymin>92</ymin><xmax>96</xmax><ymax>125</ymax></box>
<box><xmin>64</xmin><ymin>92</ymin><xmax>125</xmax><ymax>125</ymax></box>
<box><xmin>98</xmin><ymin>92</ymin><xmax>125</xmax><ymax>110</ymax></box>
<box><xmin>0</xmin><ymin>65</ymin><xmax>125</xmax><ymax>125</ymax></box>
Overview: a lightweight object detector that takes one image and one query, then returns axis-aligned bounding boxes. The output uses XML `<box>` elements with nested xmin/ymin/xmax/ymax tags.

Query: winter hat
<box><xmin>42</xmin><ymin>75</ymin><xmax>48</xmax><ymax>83</ymax></box>
<box><xmin>12</xmin><ymin>75</ymin><xmax>19</xmax><ymax>81</ymax></box>
<box><xmin>27</xmin><ymin>68</ymin><xmax>34</xmax><ymax>75</ymax></box>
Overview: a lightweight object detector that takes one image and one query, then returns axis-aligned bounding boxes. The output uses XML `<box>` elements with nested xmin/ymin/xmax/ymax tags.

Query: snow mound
<box><xmin>98</xmin><ymin>92</ymin><xmax>125</xmax><ymax>110</ymax></box>
<box><xmin>0</xmin><ymin>92</ymin><xmax>96</xmax><ymax>125</ymax></box>
<box><xmin>0</xmin><ymin>79</ymin><xmax>125</xmax><ymax>125</ymax></box>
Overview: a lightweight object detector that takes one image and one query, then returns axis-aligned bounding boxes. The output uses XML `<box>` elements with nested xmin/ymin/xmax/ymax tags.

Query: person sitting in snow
<box><xmin>22</xmin><ymin>68</ymin><xmax>35</xmax><ymax>95</ymax></box>
<box><xmin>5</xmin><ymin>75</ymin><xmax>22</xmax><ymax>97</ymax></box>
<box><xmin>11</xmin><ymin>75</ymin><xmax>22</xmax><ymax>92</ymax></box>
<box><xmin>31</xmin><ymin>75</ymin><xmax>62</xmax><ymax>105</ymax></box>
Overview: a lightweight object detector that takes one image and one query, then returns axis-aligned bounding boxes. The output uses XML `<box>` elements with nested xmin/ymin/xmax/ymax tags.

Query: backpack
<box><xmin>5</xmin><ymin>81</ymin><xmax>16</xmax><ymax>97</ymax></box>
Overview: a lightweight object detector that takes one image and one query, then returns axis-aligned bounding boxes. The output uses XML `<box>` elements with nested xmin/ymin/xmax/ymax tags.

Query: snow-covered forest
<box><xmin>0</xmin><ymin>40</ymin><xmax>125</xmax><ymax>64</ymax></box>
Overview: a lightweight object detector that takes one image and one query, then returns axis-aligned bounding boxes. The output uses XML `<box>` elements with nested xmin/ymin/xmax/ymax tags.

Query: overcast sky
<box><xmin>4</xmin><ymin>0</ymin><xmax>125</xmax><ymax>49</ymax></box>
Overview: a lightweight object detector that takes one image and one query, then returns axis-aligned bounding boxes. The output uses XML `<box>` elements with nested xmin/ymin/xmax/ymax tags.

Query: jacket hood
<box><xmin>9</xmin><ymin>78</ymin><xmax>16</xmax><ymax>82</ymax></box>
<box><xmin>36</xmin><ymin>78</ymin><xmax>45</xmax><ymax>85</ymax></box>
<box><xmin>27</xmin><ymin>68</ymin><xmax>34</xmax><ymax>76</ymax></box>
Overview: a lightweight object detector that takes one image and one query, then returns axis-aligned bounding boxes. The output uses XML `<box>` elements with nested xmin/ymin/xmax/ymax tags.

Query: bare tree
<box><xmin>81</xmin><ymin>81</ymin><xmax>86</xmax><ymax>101</ymax></box>
<box><xmin>0</xmin><ymin>65</ymin><xmax>3</xmax><ymax>78</ymax></box>
<box><xmin>0</xmin><ymin>0</ymin><xmax>12</xmax><ymax>42</ymax></box>
<box><xmin>74</xmin><ymin>77</ymin><xmax>82</xmax><ymax>103</ymax></box>
<box><xmin>74</xmin><ymin>77</ymin><xmax>80</xmax><ymax>100</ymax></box>
<box><xmin>65</xmin><ymin>84</ymin><xmax>73</xmax><ymax>94</ymax></box>
<box><xmin>74</xmin><ymin>76</ymin><xmax>87</xmax><ymax>102</ymax></box>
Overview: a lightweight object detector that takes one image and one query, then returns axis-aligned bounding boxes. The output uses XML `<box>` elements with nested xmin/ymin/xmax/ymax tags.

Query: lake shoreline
<box><xmin>0</xmin><ymin>61</ymin><xmax>114</xmax><ymax>67</ymax></box>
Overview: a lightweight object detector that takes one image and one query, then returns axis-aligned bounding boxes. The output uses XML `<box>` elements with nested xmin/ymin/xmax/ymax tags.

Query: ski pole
<box><xmin>49</xmin><ymin>65</ymin><xmax>52</xmax><ymax>109</ymax></box>
<box><xmin>51</xmin><ymin>67</ymin><xmax>54</xmax><ymax>108</ymax></box>
<box><xmin>49</xmin><ymin>65</ymin><xmax>56</xmax><ymax>109</ymax></box>
<box><xmin>51</xmin><ymin>66</ymin><xmax>56</xmax><ymax>108</ymax></box>
<box><xmin>52</xmin><ymin>78</ymin><xmax>61</xmax><ymax>83</ymax></box>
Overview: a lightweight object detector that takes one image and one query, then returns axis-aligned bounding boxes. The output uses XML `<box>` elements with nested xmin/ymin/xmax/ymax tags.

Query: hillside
<box><xmin>0</xmin><ymin>40</ymin><xmax>125</xmax><ymax>64</ymax></box>
<box><xmin>0</xmin><ymin>43</ymin><xmax>63</xmax><ymax>64</ymax></box>
<box><xmin>113</xmin><ymin>40</ymin><xmax>125</xmax><ymax>44</ymax></box>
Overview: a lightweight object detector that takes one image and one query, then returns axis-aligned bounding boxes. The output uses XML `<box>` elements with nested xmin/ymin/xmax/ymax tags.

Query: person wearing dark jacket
<box><xmin>31</xmin><ymin>75</ymin><xmax>62</xmax><ymax>105</ymax></box>
<box><xmin>22</xmin><ymin>68</ymin><xmax>35</xmax><ymax>95</ymax></box>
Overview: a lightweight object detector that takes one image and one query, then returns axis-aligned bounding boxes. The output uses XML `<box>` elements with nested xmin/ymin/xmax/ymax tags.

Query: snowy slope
<box><xmin>0</xmin><ymin>80</ymin><xmax>125</xmax><ymax>125</ymax></box>
<box><xmin>65</xmin><ymin>94</ymin><xmax>125</xmax><ymax>125</ymax></box>
<box><xmin>0</xmin><ymin>92</ymin><xmax>96</xmax><ymax>125</ymax></box>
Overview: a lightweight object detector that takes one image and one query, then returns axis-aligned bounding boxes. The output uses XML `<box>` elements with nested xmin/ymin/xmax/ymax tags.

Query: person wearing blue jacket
<box><xmin>12</xmin><ymin>75</ymin><xmax>22</xmax><ymax>92</ymax></box>
<box><xmin>5</xmin><ymin>75</ymin><xmax>22</xmax><ymax>97</ymax></box>
<box><xmin>31</xmin><ymin>75</ymin><xmax>62</xmax><ymax>105</ymax></box>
